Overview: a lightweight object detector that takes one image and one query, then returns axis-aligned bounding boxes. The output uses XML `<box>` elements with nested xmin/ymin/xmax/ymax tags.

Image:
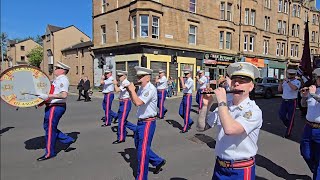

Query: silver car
<box><xmin>255</xmin><ymin>77</ymin><xmax>280</xmax><ymax>99</ymax></box>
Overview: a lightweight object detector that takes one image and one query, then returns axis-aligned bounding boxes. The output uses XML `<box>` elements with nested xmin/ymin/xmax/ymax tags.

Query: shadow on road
<box><xmin>193</xmin><ymin>133</ymin><xmax>216</xmax><ymax>149</ymax></box>
<box><xmin>170</xmin><ymin>178</ymin><xmax>188</xmax><ymax>180</ymax></box>
<box><xmin>119</xmin><ymin>148</ymin><xmax>138</xmax><ymax>178</ymax></box>
<box><xmin>166</xmin><ymin>120</ymin><xmax>183</xmax><ymax>131</ymax></box>
<box><xmin>24</xmin><ymin>132</ymin><xmax>80</xmax><ymax>154</ymax></box>
<box><xmin>256</xmin><ymin>154</ymin><xmax>312</xmax><ymax>180</ymax></box>
<box><xmin>0</xmin><ymin>127</ymin><xmax>15</xmax><ymax>135</ymax></box>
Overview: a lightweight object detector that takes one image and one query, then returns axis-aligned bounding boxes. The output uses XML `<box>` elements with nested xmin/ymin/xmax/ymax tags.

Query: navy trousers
<box><xmin>102</xmin><ymin>93</ymin><xmax>117</xmax><ymax>125</ymax></box>
<box><xmin>43</xmin><ymin>105</ymin><xmax>74</xmax><ymax>158</ymax></box>
<box><xmin>196</xmin><ymin>89</ymin><xmax>204</xmax><ymax>110</ymax></box>
<box><xmin>300</xmin><ymin>124</ymin><xmax>320</xmax><ymax>180</ymax></box>
<box><xmin>135</xmin><ymin>120</ymin><xmax>164</xmax><ymax>180</ymax></box>
<box><xmin>157</xmin><ymin>89</ymin><xmax>167</xmax><ymax>119</ymax></box>
<box><xmin>179</xmin><ymin>94</ymin><xmax>193</xmax><ymax>132</ymax></box>
<box><xmin>212</xmin><ymin>161</ymin><xmax>256</xmax><ymax>180</ymax></box>
<box><xmin>116</xmin><ymin>99</ymin><xmax>136</xmax><ymax>141</ymax></box>
<box><xmin>278</xmin><ymin>99</ymin><xmax>297</xmax><ymax>136</ymax></box>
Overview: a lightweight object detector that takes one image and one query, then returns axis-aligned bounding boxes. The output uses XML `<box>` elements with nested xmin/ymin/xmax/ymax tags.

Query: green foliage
<box><xmin>27</xmin><ymin>46</ymin><xmax>43</xmax><ymax>67</ymax></box>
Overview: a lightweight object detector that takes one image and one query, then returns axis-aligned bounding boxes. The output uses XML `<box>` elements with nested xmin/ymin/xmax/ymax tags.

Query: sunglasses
<box><xmin>231</xmin><ymin>76</ymin><xmax>252</xmax><ymax>84</ymax></box>
<box><xmin>55</xmin><ymin>67</ymin><xmax>63</xmax><ymax>70</ymax></box>
<box><xmin>136</xmin><ymin>74</ymin><xmax>147</xmax><ymax>79</ymax></box>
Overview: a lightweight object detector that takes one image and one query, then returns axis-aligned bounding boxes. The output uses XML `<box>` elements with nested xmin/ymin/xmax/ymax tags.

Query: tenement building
<box><xmin>92</xmin><ymin>0</ymin><xmax>320</xmax><ymax>90</ymax></box>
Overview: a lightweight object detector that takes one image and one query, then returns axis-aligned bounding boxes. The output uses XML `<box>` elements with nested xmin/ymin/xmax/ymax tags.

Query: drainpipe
<box><xmin>286</xmin><ymin>1</ymin><xmax>291</xmax><ymax>67</ymax></box>
<box><xmin>238</xmin><ymin>0</ymin><xmax>243</xmax><ymax>61</ymax></box>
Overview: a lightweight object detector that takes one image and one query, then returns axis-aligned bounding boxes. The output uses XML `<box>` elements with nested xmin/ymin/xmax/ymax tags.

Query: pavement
<box><xmin>0</xmin><ymin>94</ymin><xmax>313</xmax><ymax>180</ymax></box>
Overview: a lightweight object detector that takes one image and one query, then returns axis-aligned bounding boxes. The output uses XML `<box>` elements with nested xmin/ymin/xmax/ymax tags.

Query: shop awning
<box><xmin>268</xmin><ymin>60</ymin><xmax>286</xmax><ymax>69</ymax></box>
<box><xmin>245</xmin><ymin>58</ymin><xmax>265</xmax><ymax>68</ymax></box>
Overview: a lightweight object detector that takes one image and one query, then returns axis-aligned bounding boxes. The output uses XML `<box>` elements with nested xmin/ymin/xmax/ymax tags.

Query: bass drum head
<box><xmin>0</xmin><ymin>65</ymin><xmax>51</xmax><ymax>108</ymax></box>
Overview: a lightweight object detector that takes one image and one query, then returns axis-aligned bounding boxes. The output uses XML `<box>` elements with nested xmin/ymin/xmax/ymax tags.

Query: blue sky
<box><xmin>1</xmin><ymin>0</ymin><xmax>320</xmax><ymax>40</ymax></box>
<box><xmin>1</xmin><ymin>0</ymin><xmax>92</xmax><ymax>39</ymax></box>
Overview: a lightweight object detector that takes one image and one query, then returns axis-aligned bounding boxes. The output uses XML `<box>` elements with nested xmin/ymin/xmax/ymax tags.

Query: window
<box><xmin>292</xmin><ymin>24</ymin><xmax>295</xmax><ymax>36</ymax></box>
<box><xmin>188</xmin><ymin>25</ymin><xmax>197</xmax><ymax>45</ymax></box>
<box><xmin>76</xmin><ymin>66</ymin><xmax>79</xmax><ymax>75</ymax></box>
<box><xmin>311</xmin><ymin>49</ymin><xmax>314</xmax><ymax>54</ymax></box>
<box><xmin>265</xmin><ymin>0</ymin><xmax>270</xmax><ymax>8</ymax></box>
<box><xmin>82</xmin><ymin>66</ymin><xmax>85</xmax><ymax>75</ymax></box>
<box><xmin>81</xmin><ymin>49</ymin><xmax>84</xmax><ymax>57</ymax></box>
<box><xmin>296</xmin><ymin>25</ymin><xmax>300</xmax><ymax>37</ymax></box>
<box><xmin>152</xmin><ymin>16</ymin><xmax>159</xmax><ymax>39</ymax></box>
<box><xmin>46</xmin><ymin>34</ymin><xmax>51</xmax><ymax>42</ymax></box>
<box><xmin>313</xmin><ymin>14</ymin><xmax>316</xmax><ymax>24</ymax></box>
<box><xmin>226</xmin><ymin>3</ymin><xmax>232</xmax><ymax>21</ymax></box>
<box><xmin>220</xmin><ymin>2</ymin><xmax>225</xmax><ymax>20</ymax></box>
<box><xmin>101</xmin><ymin>25</ymin><xmax>106</xmax><ymax>44</ymax></box>
<box><xmin>249</xmin><ymin>35</ymin><xmax>254</xmax><ymax>51</ymax></box>
<box><xmin>282</xmin><ymin>21</ymin><xmax>286</xmax><ymax>35</ymax></box>
<box><xmin>276</xmin><ymin>42</ymin><xmax>281</xmax><ymax>56</ymax></box>
<box><xmin>116</xmin><ymin>0</ymin><xmax>119</xmax><ymax>8</ymax></box>
<box><xmin>102</xmin><ymin>0</ymin><xmax>107</xmax><ymax>13</ymax></box>
<box><xmin>189</xmin><ymin>0</ymin><xmax>196</xmax><ymax>13</ymax></box>
<box><xmin>295</xmin><ymin>45</ymin><xmax>299</xmax><ymax>57</ymax></box>
<box><xmin>292</xmin><ymin>4</ymin><xmax>296</xmax><ymax>17</ymax></box>
<box><xmin>264</xmin><ymin>16</ymin><xmax>270</xmax><ymax>31</ymax></box>
<box><xmin>284</xmin><ymin>0</ymin><xmax>288</xmax><ymax>13</ymax></box>
<box><xmin>281</xmin><ymin>43</ymin><xmax>285</xmax><ymax>56</ymax></box>
<box><xmin>278</xmin><ymin>0</ymin><xmax>282</xmax><ymax>12</ymax></box>
<box><xmin>304</xmin><ymin>11</ymin><xmax>308</xmax><ymax>22</ymax></box>
<box><xmin>132</xmin><ymin>16</ymin><xmax>137</xmax><ymax>39</ymax></box>
<box><xmin>219</xmin><ymin>31</ymin><xmax>224</xmax><ymax>49</ymax></box>
<box><xmin>278</xmin><ymin>20</ymin><xmax>282</xmax><ymax>34</ymax></box>
<box><xmin>140</xmin><ymin>15</ymin><xmax>149</xmax><ymax>37</ymax></box>
<box><xmin>312</xmin><ymin>31</ymin><xmax>315</xmax><ymax>42</ymax></box>
<box><xmin>244</xmin><ymin>9</ymin><xmax>249</xmax><ymax>25</ymax></box>
<box><xmin>20</xmin><ymin>46</ymin><xmax>25</xmax><ymax>51</ymax></box>
<box><xmin>226</xmin><ymin>32</ymin><xmax>231</xmax><ymax>49</ymax></box>
<box><xmin>263</xmin><ymin>40</ymin><xmax>269</xmax><ymax>55</ymax></box>
<box><xmin>116</xmin><ymin>21</ymin><xmax>119</xmax><ymax>42</ymax></box>
<box><xmin>244</xmin><ymin>35</ymin><xmax>248</xmax><ymax>51</ymax></box>
<box><xmin>290</xmin><ymin>44</ymin><xmax>299</xmax><ymax>57</ymax></box>
<box><xmin>21</xmin><ymin>56</ymin><xmax>25</xmax><ymax>61</ymax></box>
<box><xmin>297</xmin><ymin>5</ymin><xmax>301</xmax><ymax>17</ymax></box>
<box><xmin>250</xmin><ymin>10</ymin><xmax>256</xmax><ymax>26</ymax></box>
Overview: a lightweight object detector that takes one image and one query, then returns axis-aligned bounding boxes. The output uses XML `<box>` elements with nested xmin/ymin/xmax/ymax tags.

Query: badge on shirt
<box><xmin>144</xmin><ymin>91</ymin><xmax>149</xmax><ymax>97</ymax></box>
<box><xmin>60</xmin><ymin>83</ymin><xmax>64</xmax><ymax>88</ymax></box>
<box><xmin>243</xmin><ymin>111</ymin><xmax>252</xmax><ymax>119</ymax></box>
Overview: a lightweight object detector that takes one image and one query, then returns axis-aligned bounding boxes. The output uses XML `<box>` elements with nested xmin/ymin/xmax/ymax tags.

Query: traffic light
<box><xmin>171</xmin><ymin>55</ymin><xmax>177</xmax><ymax>64</ymax></box>
<box><xmin>141</xmin><ymin>55</ymin><xmax>147</xmax><ymax>67</ymax></box>
<box><xmin>98</xmin><ymin>57</ymin><xmax>106</xmax><ymax>69</ymax></box>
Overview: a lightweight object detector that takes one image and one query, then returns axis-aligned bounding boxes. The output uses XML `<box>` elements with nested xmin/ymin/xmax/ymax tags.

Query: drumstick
<box><xmin>21</xmin><ymin>92</ymin><xmax>40</xmax><ymax>96</ymax></box>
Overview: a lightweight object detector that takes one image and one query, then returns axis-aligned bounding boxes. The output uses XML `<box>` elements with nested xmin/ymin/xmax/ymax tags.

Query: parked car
<box><xmin>255</xmin><ymin>77</ymin><xmax>280</xmax><ymax>99</ymax></box>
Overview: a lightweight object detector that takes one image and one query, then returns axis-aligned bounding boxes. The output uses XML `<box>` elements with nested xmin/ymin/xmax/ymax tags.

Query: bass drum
<box><xmin>0</xmin><ymin>65</ymin><xmax>51</xmax><ymax>108</ymax></box>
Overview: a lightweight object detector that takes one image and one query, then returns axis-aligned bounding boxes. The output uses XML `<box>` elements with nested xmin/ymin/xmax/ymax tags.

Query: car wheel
<box><xmin>264</xmin><ymin>89</ymin><xmax>273</xmax><ymax>99</ymax></box>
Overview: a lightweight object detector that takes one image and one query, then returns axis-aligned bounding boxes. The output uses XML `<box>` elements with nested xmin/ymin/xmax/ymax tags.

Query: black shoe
<box><xmin>77</xmin><ymin>99</ymin><xmax>81</xmax><ymax>101</ymax></box>
<box><xmin>179</xmin><ymin>130</ymin><xmax>188</xmax><ymax>133</ymax></box>
<box><xmin>112</xmin><ymin>140</ymin><xmax>125</xmax><ymax>144</ymax></box>
<box><xmin>101</xmin><ymin>117</ymin><xmax>105</xmax><ymax>120</ymax></box>
<box><xmin>101</xmin><ymin>124</ymin><xmax>111</xmax><ymax>127</ymax></box>
<box><xmin>37</xmin><ymin>155</ymin><xmax>56</xmax><ymax>161</ymax></box>
<box><xmin>154</xmin><ymin>160</ymin><xmax>166</xmax><ymax>174</ymax></box>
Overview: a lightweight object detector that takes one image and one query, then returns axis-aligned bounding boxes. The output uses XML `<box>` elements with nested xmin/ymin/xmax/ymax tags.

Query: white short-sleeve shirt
<box><xmin>119</xmin><ymin>79</ymin><xmax>130</xmax><ymax>99</ymax></box>
<box><xmin>102</xmin><ymin>76</ymin><xmax>115</xmax><ymax>93</ymax></box>
<box><xmin>197</xmin><ymin>76</ymin><xmax>207</xmax><ymax>90</ymax></box>
<box><xmin>157</xmin><ymin>76</ymin><xmax>168</xmax><ymax>90</ymax></box>
<box><xmin>136</xmin><ymin>82</ymin><xmax>158</xmax><ymax>119</ymax></box>
<box><xmin>50</xmin><ymin>75</ymin><xmax>69</xmax><ymax>104</ymax></box>
<box><xmin>281</xmin><ymin>79</ymin><xmax>301</xmax><ymax>99</ymax></box>
<box><xmin>306</xmin><ymin>88</ymin><xmax>320</xmax><ymax>123</ymax></box>
<box><xmin>183</xmin><ymin>77</ymin><xmax>194</xmax><ymax>94</ymax></box>
<box><xmin>207</xmin><ymin>97</ymin><xmax>263</xmax><ymax>160</ymax></box>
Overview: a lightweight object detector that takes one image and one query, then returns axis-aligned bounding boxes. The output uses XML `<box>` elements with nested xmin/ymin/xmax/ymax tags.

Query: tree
<box><xmin>27</xmin><ymin>46</ymin><xmax>43</xmax><ymax>67</ymax></box>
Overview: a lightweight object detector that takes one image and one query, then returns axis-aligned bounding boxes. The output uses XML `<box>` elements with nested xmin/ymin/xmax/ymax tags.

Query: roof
<box><xmin>7</xmin><ymin>38</ymin><xmax>40</xmax><ymax>47</ymax></box>
<box><xmin>61</xmin><ymin>41</ymin><xmax>93</xmax><ymax>52</ymax></box>
<box><xmin>47</xmin><ymin>24</ymin><xmax>64</xmax><ymax>33</ymax></box>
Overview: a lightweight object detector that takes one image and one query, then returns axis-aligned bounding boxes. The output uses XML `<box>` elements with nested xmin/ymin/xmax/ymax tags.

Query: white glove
<box><xmin>37</xmin><ymin>93</ymin><xmax>49</xmax><ymax>100</ymax></box>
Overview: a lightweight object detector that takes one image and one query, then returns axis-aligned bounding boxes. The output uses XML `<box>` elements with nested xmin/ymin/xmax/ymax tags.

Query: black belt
<box><xmin>283</xmin><ymin>98</ymin><xmax>296</xmax><ymax>101</ymax></box>
<box><xmin>138</xmin><ymin>117</ymin><xmax>157</xmax><ymax>122</ymax></box>
<box><xmin>46</xmin><ymin>103</ymin><xmax>66</xmax><ymax>107</ymax></box>
<box><xmin>103</xmin><ymin>92</ymin><xmax>113</xmax><ymax>94</ymax></box>
<box><xmin>184</xmin><ymin>93</ymin><xmax>192</xmax><ymax>96</ymax></box>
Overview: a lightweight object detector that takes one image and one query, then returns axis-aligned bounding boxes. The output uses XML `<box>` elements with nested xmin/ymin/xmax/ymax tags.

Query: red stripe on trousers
<box><xmin>160</xmin><ymin>90</ymin><xmax>164</xmax><ymax>118</ymax></box>
<box><xmin>138</xmin><ymin>121</ymin><xmax>151</xmax><ymax>180</ymax></box>
<box><xmin>46</xmin><ymin>106</ymin><xmax>55</xmax><ymax>158</ymax></box>
<box><xmin>287</xmin><ymin>99</ymin><xmax>296</xmax><ymax>136</ymax></box>
<box><xmin>199</xmin><ymin>89</ymin><xmax>203</xmax><ymax>109</ymax></box>
<box><xmin>119</xmin><ymin>100</ymin><xmax>127</xmax><ymax>141</ymax></box>
<box><xmin>243</xmin><ymin>167</ymin><xmax>251</xmax><ymax>180</ymax></box>
<box><xmin>105</xmin><ymin>94</ymin><xmax>110</xmax><ymax>125</ymax></box>
<box><xmin>184</xmin><ymin>94</ymin><xmax>190</xmax><ymax>131</ymax></box>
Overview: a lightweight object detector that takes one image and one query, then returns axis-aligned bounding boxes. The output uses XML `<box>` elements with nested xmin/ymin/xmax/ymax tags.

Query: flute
<box><xmin>200</xmin><ymin>89</ymin><xmax>245</xmax><ymax>94</ymax></box>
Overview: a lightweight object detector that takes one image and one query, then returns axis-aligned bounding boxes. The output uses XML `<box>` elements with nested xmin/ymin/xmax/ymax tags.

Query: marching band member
<box><xmin>203</xmin><ymin>62</ymin><xmax>263</xmax><ymax>179</ymax></box>
<box><xmin>300</xmin><ymin>68</ymin><xmax>320</xmax><ymax>180</ymax></box>
<box><xmin>179</xmin><ymin>69</ymin><xmax>194</xmax><ymax>133</ymax></box>
<box><xmin>112</xmin><ymin>70</ymin><xmax>136</xmax><ymax>144</ymax></box>
<box><xmin>196</xmin><ymin>70</ymin><xmax>207</xmax><ymax>111</ymax></box>
<box><xmin>125</xmin><ymin>66</ymin><xmax>166</xmax><ymax>179</ymax></box>
<box><xmin>101</xmin><ymin>69</ymin><xmax>118</xmax><ymax>127</ymax></box>
<box><xmin>36</xmin><ymin>61</ymin><xmax>75</xmax><ymax>161</ymax></box>
<box><xmin>278</xmin><ymin>69</ymin><xmax>301</xmax><ymax>138</ymax></box>
<box><xmin>155</xmin><ymin>69</ymin><xmax>168</xmax><ymax>119</ymax></box>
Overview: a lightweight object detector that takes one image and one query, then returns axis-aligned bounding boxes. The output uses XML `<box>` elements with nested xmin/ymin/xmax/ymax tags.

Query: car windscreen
<box><xmin>255</xmin><ymin>78</ymin><xmax>263</xmax><ymax>83</ymax></box>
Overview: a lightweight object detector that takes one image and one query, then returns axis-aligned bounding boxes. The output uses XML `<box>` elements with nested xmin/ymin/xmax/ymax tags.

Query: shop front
<box><xmin>265</xmin><ymin>60</ymin><xmax>286</xmax><ymax>79</ymax></box>
<box><xmin>244</xmin><ymin>57</ymin><xmax>266</xmax><ymax>78</ymax></box>
<box><xmin>203</xmin><ymin>53</ymin><xmax>236</xmax><ymax>88</ymax></box>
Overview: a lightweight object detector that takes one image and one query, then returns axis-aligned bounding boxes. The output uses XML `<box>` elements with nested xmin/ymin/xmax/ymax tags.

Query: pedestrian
<box><xmin>112</xmin><ymin>70</ymin><xmax>137</xmax><ymax>144</ymax></box>
<box><xmin>125</xmin><ymin>66</ymin><xmax>166</xmax><ymax>179</ymax></box>
<box><xmin>83</xmin><ymin>76</ymin><xmax>91</xmax><ymax>102</ymax></box>
<box><xmin>167</xmin><ymin>77</ymin><xmax>174</xmax><ymax>97</ymax></box>
<box><xmin>196</xmin><ymin>70</ymin><xmax>208</xmax><ymax>112</ymax></box>
<box><xmin>300</xmin><ymin>68</ymin><xmax>320</xmax><ymax>180</ymax></box>
<box><xmin>179</xmin><ymin>69</ymin><xmax>194</xmax><ymax>133</ymax></box>
<box><xmin>203</xmin><ymin>62</ymin><xmax>262</xmax><ymax>179</ymax></box>
<box><xmin>36</xmin><ymin>61</ymin><xmax>76</xmax><ymax>161</ymax></box>
<box><xmin>77</xmin><ymin>77</ymin><xmax>85</xmax><ymax>101</ymax></box>
<box><xmin>278</xmin><ymin>69</ymin><xmax>301</xmax><ymax>138</ymax></box>
<box><xmin>101</xmin><ymin>69</ymin><xmax>118</xmax><ymax>127</ymax></box>
<box><xmin>155</xmin><ymin>69</ymin><xmax>168</xmax><ymax>119</ymax></box>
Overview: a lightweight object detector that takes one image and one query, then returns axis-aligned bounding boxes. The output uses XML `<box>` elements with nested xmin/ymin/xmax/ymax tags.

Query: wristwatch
<box><xmin>218</xmin><ymin>101</ymin><xmax>227</xmax><ymax>107</ymax></box>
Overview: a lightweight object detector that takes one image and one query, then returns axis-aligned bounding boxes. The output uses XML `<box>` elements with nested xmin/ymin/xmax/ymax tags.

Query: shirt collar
<box><xmin>56</xmin><ymin>75</ymin><xmax>66</xmax><ymax>80</ymax></box>
<box><xmin>229</xmin><ymin>97</ymin><xmax>251</xmax><ymax>111</ymax></box>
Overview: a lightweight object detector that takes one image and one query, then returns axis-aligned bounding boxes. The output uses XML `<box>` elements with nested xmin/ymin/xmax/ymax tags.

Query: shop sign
<box><xmin>203</xmin><ymin>53</ymin><xmax>235</xmax><ymax>65</ymax></box>
<box><xmin>245</xmin><ymin>57</ymin><xmax>265</xmax><ymax>68</ymax></box>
